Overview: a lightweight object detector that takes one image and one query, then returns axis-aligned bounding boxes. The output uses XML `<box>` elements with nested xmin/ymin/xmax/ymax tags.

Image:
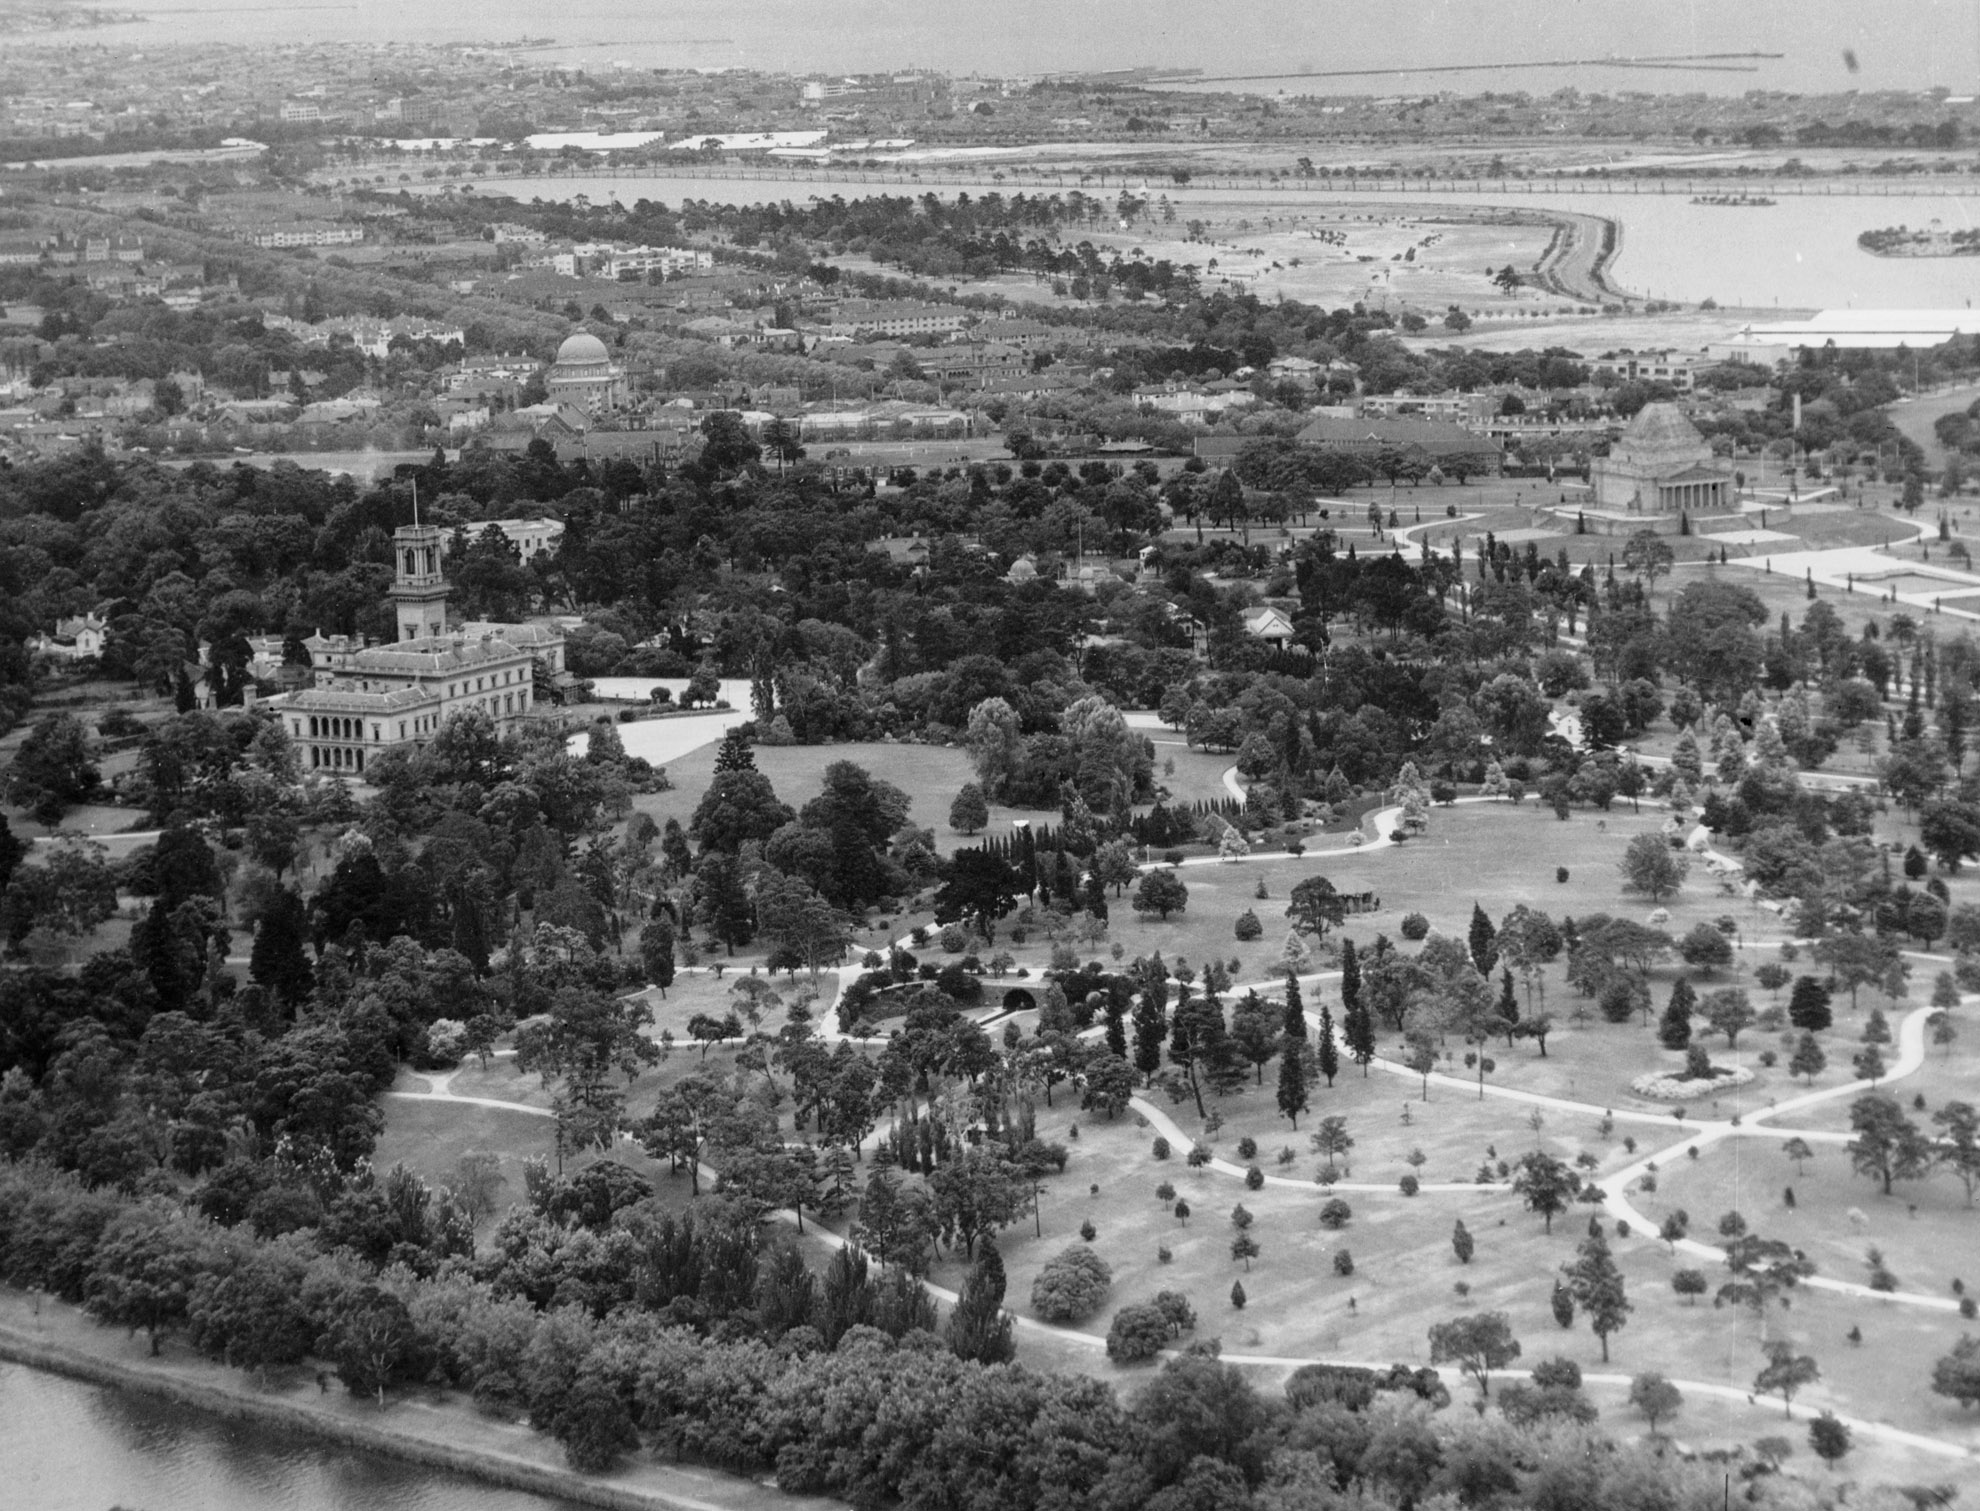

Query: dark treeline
<box><xmin>0</xmin><ymin>1158</ymin><xmax>1747</xmax><ymax>1508</ymax></box>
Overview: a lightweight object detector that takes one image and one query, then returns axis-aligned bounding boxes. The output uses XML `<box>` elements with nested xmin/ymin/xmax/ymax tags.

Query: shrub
<box><xmin>1234</xmin><ymin>909</ymin><xmax>1263</xmax><ymax>942</ymax></box>
<box><xmin>1334</xmin><ymin>1249</ymin><xmax>1354</xmax><ymax>1277</ymax></box>
<box><xmin>1079</xmin><ymin>1219</ymin><xmax>1097</xmax><ymax>1242</ymax></box>
<box><xmin>1236</xmin><ymin>1137</ymin><xmax>1258</xmax><ymax>1161</ymax></box>
<box><xmin>1400</xmin><ymin>912</ymin><xmax>1431</xmax><ymax>941</ymax></box>
<box><xmin>1245</xmin><ymin>1166</ymin><xmax>1265</xmax><ymax>1190</ymax></box>
<box><xmin>1557</xmin><ymin>867</ymin><xmax>1570</xmax><ymax>884</ymax></box>
<box><xmin>1152</xmin><ymin>1137</ymin><xmax>1171</xmax><ymax>1160</ymax></box>
<box><xmin>1106</xmin><ymin>1304</ymin><xmax>1171</xmax><ymax>1363</ymax></box>
<box><xmin>1399</xmin><ymin>1174</ymin><xmax>1421</xmax><ymax>1197</ymax></box>
<box><xmin>1030</xmin><ymin>1244</ymin><xmax>1114</xmax><ymax>1323</ymax></box>
<box><xmin>938</xmin><ymin>924</ymin><xmax>967</xmax><ymax>953</ymax></box>
<box><xmin>1158</xmin><ymin>1245</ymin><xmax>1173</xmax><ymax>1264</ymax></box>
<box><xmin>1319</xmin><ymin>1198</ymin><xmax>1353</xmax><ymax>1229</ymax></box>
<box><xmin>1533</xmin><ymin>1356</ymin><xmax>1582</xmax><ymax>1390</ymax></box>
<box><xmin>1961</xmin><ymin>1297</ymin><xmax>1977</xmax><ymax>1320</ymax></box>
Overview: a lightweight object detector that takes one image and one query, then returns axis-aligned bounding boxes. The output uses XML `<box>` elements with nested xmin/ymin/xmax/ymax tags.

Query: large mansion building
<box><xmin>269</xmin><ymin>520</ymin><xmax>564</xmax><ymax>776</ymax></box>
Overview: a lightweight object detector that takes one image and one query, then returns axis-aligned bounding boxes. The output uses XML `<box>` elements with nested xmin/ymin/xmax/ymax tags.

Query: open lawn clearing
<box><xmin>1758</xmin><ymin>1023</ymin><xmax>1980</xmax><ymax>1135</ymax></box>
<box><xmin>1081</xmin><ymin>801</ymin><xmax>1757</xmax><ymax>968</ymax></box>
<box><xmin>375</xmin><ymin>1092</ymin><xmax>694</xmax><ymax>1212</ymax></box>
<box><xmin>1628</xmin><ymin>1138</ymin><xmax>1980</xmax><ymax>1303</ymax></box>
<box><xmin>371</xmin><ymin>1098</ymin><xmax>553</xmax><ymax>1198</ymax></box>
<box><xmin>1149</xmin><ymin>741</ymin><xmax>1236</xmax><ymax>807</ymax></box>
<box><xmin>626</xmin><ymin>738</ymin><xmax>988</xmax><ymax>855</ymax></box>
<box><xmin>938</xmin><ymin>1107</ymin><xmax>1980</xmax><ymax>1465</ymax></box>
<box><xmin>1142</xmin><ymin>1052</ymin><xmax>1639</xmax><ymax>1187</ymax></box>
<box><xmin>618</xmin><ymin>968</ymin><xmax>804</xmax><ymax>1040</ymax></box>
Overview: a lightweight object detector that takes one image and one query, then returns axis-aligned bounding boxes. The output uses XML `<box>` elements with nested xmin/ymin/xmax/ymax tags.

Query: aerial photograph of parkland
<box><xmin>8</xmin><ymin>0</ymin><xmax>1980</xmax><ymax>1507</ymax></box>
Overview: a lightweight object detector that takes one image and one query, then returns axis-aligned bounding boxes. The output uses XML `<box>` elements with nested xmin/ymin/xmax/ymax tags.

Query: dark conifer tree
<box><xmin>1468</xmin><ymin>901</ymin><xmax>1498</xmax><ymax>977</ymax></box>
<box><xmin>946</xmin><ymin>1237</ymin><xmax>1014</xmax><ymax>1364</ymax></box>
<box><xmin>250</xmin><ymin>886</ymin><xmax>315</xmax><ymax>1007</ymax></box>
<box><xmin>1658</xmin><ymin>978</ymin><xmax>1697</xmax><ymax>1051</ymax></box>
<box><xmin>1316</xmin><ymin>998</ymin><xmax>1340</xmax><ymax>1088</ymax></box>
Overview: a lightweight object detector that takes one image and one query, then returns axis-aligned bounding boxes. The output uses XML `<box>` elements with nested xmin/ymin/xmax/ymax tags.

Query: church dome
<box><xmin>554</xmin><ymin>332</ymin><xmax>611</xmax><ymax>366</ymax></box>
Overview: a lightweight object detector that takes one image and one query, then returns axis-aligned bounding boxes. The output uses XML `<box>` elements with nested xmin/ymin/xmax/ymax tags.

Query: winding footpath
<box><xmin>387</xmin><ymin>739</ymin><xmax>1980</xmax><ymax>1469</ymax></box>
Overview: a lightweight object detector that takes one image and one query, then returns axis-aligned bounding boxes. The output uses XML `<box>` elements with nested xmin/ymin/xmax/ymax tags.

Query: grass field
<box><xmin>951</xmin><ymin>1109</ymin><xmax>1980</xmax><ymax>1483</ymax></box>
<box><xmin>1631</xmin><ymin>1137</ymin><xmax>1978</xmax><ymax>1301</ymax></box>
<box><xmin>361</xmin><ymin>729</ymin><xmax>1980</xmax><ymax>1485</ymax></box>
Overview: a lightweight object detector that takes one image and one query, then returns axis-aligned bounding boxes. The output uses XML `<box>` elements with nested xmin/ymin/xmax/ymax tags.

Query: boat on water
<box><xmin>1689</xmin><ymin>194</ymin><xmax>1777</xmax><ymax>207</ymax></box>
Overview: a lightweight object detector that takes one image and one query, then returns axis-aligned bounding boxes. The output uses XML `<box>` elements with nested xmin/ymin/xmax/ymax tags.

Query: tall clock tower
<box><xmin>388</xmin><ymin>521</ymin><xmax>449</xmax><ymax>642</ymax></box>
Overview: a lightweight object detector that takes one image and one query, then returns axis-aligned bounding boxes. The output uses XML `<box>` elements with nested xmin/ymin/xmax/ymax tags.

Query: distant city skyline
<box><xmin>43</xmin><ymin>0</ymin><xmax>1980</xmax><ymax>95</ymax></box>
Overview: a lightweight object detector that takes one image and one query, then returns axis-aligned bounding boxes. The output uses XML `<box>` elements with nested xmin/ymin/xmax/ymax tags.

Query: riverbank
<box><xmin>0</xmin><ymin>1290</ymin><xmax>828</xmax><ymax>1511</ymax></box>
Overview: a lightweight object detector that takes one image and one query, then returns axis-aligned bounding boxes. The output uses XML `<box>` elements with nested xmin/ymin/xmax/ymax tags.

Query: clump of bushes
<box><xmin>1105</xmin><ymin>1291</ymin><xmax>1196</xmax><ymax>1363</ymax></box>
<box><xmin>1030</xmin><ymin>1244</ymin><xmax>1114</xmax><ymax>1323</ymax></box>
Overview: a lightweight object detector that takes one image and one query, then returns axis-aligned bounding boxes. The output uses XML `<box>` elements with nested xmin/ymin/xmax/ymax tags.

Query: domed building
<box><xmin>544</xmin><ymin>331</ymin><xmax>627</xmax><ymax>414</ymax></box>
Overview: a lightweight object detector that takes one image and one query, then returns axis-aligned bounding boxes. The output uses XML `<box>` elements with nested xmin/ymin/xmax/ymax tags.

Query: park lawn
<box><xmin>374</xmin><ymin>1091</ymin><xmax>700</xmax><ymax>1214</ymax></box>
<box><xmin>620</xmin><ymin>968</ymin><xmax>809</xmax><ymax>1040</ymax></box>
<box><xmin>372</xmin><ymin>1098</ymin><xmax>553</xmax><ymax>1199</ymax></box>
<box><xmin>1758</xmin><ymin>1015</ymin><xmax>1980</xmax><ymax>1136</ymax></box>
<box><xmin>1169</xmin><ymin>1055</ymin><xmax>1641</xmax><ymax>1188</ymax></box>
<box><xmin>1629</xmin><ymin>1137</ymin><xmax>1980</xmax><ymax>1302</ymax></box>
<box><xmin>1148</xmin><ymin>740</ymin><xmax>1238</xmax><ymax>809</ymax></box>
<box><xmin>967</xmin><ymin>1110</ymin><xmax>1980</xmax><ymax>1473</ymax></box>
<box><xmin>626</xmin><ymin>738</ymin><xmax>992</xmax><ymax>858</ymax></box>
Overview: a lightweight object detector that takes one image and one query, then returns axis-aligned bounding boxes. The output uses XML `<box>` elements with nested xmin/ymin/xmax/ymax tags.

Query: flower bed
<box><xmin>1629</xmin><ymin>1065</ymin><xmax>1755</xmax><ymax>1101</ymax></box>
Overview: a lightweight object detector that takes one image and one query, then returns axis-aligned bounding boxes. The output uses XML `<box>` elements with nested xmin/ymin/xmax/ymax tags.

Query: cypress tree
<box><xmin>1789</xmin><ymin>975</ymin><xmax>1833</xmax><ymax>1033</ymax></box>
<box><xmin>1339</xmin><ymin>939</ymin><xmax>1375</xmax><ymax>1074</ymax></box>
<box><xmin>250</xmin><ymin>886</ymin><xmax>315</xmax><ymax>1007</ymax></box>
<box><xmin>1468</xmin><ymin>901</ymin><xmax>1499</xmax><ymax>977</ymax></box>
<box><xmin>1497</xmin><ymin>968</ymin><xmax>1520</xmax><ymax>1035</ymax></box>
<box><xmin>1658</xmin><ymin>979</ymin><xmax>1697</xmax><ymax>1051</ymax></box>
<box><xmin>946</xmin><ymin>1238</ymin><xmax>1014</xmax><ymax>1364</ymax></box>
<box><xmin>1282</xmin><ymin>972</ymin><xmax>1307</xmax><ymax>1040</ymax></box>
<box><xmin>1276</xmin><ymin>1028</ymin><xmax>1309</xmax><ymax>1129</ymax></box>
<box><xmin>1315</xmin><ymin>999</ymin><xmax>1339</xmax><ymax>1088</ymax></box>
<box><xmin>1132</xmin><ymin>994</ymin><xmax>1168</xmax><ymax>1081</ymax></box>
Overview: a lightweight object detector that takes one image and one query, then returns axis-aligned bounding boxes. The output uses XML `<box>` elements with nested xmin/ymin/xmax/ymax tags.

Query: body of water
<box><xmin>33</xmin><ymin>0</ymin><xmax>1972</xmax><ymax>95</ymax></box>
<box><xmin>461</xmin><ymin>169</ymin><xmax>1980</xmax><ymax>311</ymax></box>
<box><xmin>0</xmin><ymin>1361</ymin><xmax>585</xmax><ymax>1511</ymax></box>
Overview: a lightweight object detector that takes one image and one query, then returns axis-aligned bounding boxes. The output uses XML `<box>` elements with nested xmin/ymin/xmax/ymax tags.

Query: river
<box><xmin>0</xmin><ymin>1361</ymin><xmax>586</xmax><ymax>1511</ymax></box>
